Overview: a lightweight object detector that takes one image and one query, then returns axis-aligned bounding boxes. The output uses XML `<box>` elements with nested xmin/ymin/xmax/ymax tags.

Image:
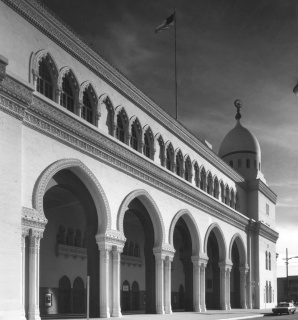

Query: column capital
<box><xmin>153</xmin><ymin>244</ymin><xmax>175</xmax><ymax>260</ymax></box>
<box><xmin>96</xmin><ymin>230</ymin><xmax>126</xmax><ymax>251</ymax></box>
<box><xmin>219</xmin><ymin>260</ymin><xmax>233</xmax><ymax>271</ymax></box>
<box><xmin>239</xmin><ymin>265</ymin><xmax>249</xmax><ymax>274</ymax></box>
<box><xmin>29</xmin><ymin>228</ymin><xmax>44</xmax><ymax>240</ymax></box>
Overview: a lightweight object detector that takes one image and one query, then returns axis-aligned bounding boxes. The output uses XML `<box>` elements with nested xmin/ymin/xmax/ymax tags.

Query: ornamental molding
<box><xmin>32</xmin><ymin>158</ymin><xmax>112</xmax><ymax>233</ymax></box>
<box><xmin>0</xmin><ymin>94</ymin><xmax>26</xmax><ymax>120</ymax></box>
<box><xmin>1</xmin><ymin>0</ymin><xmax>244</xmax><ymax>183</ymax></box>
<box><xmin>121</xmin><ymin>255</ymin><xmax>143</xmax><ymax>267</ymax></box>
<box><xmin>255</xmin><ymin>221</ymin><xmax>279</xmax><ymax>243</ymax></box>
<box><xmin>247</xmin><ymin>180</ymin><xmax>277</xmax><ymax>204</ymax></box>
<box><xmin>22</xmin><ymin>206</ymin><xmax>47</xmax><ymax>230</ymax></box>
<box><xmin>0</xmin><ymin>74</ymin><xmax>33</xmax><ymax>106</ymax></box>
<box><xmin>20</xmin><ymin>95</ymin><xmax>251</xmax><ymax>232</ymax></box>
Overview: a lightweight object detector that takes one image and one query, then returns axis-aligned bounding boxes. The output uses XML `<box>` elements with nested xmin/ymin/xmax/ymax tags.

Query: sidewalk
<box><xmin>47</xmin><ymin>309</ymin><xmax>272</xmax><ymax>320</ymax></box>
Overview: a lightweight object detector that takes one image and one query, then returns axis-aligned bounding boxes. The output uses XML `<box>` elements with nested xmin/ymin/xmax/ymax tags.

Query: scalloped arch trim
<box><xmin>33</xmin><ymin>158</ymin><xmax>111</xmax><ymax>234</ymax></box>
<box><xmin>204</xmin><ymin>222</ymin><xmax>227</xmax><ymax>261</ymax></box>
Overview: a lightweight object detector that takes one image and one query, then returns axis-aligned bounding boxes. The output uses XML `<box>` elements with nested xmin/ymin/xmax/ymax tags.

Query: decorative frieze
<box><xmin>22</xmin><ymin>207</ymin><xmax>47</xmax><ymax>230</ymax></box>
<box><xmin>120</xmin><ymin>254</ymin><xmax>143</xmax><ymax>266</ymax></box>
<box><xmin>55</xmin><ymin>244</ymin><xmax>87</xmax><ymax>259</ymax></box>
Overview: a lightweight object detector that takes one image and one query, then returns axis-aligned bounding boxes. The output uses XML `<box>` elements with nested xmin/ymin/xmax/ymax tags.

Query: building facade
<box><xmin>0</xmin><ymin>1</ymin><xmax>278</xmax><ymax>319</ymax></box>
<box><xmin>277</xmin><ymin>276</ymin><xmax>298</xmax><ymax>304</ymax></box>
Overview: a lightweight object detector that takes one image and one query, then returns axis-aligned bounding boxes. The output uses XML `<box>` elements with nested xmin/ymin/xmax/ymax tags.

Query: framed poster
<box><xmin>45</xmin><ymin>293</ymin><xmax>52</xmax><ymax>307</ymax></box>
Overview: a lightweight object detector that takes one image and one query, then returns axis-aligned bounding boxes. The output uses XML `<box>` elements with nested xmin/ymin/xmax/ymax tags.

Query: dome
<box><xmin>218</xmin><ymin>121</ymin><xmax>261</xmax><ymax>158</ymax></box>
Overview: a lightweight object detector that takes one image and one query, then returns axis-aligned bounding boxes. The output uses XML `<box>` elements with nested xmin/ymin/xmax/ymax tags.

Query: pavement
<box><xmin>46</xmin><ymin>309</ymin><xmax>272</xmax><ymax>320</ymax></box>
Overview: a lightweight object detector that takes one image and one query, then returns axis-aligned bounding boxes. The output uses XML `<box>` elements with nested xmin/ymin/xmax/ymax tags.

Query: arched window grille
<box><xmin>56</xmin><ymin>225</ymin><xmax>66</xmax><ymax>244</ymax></box>
<box><xmin>37</xmin><ymin>59</ymin><xmax>53</xmax><ymax>100</ymax></box>
<box><xmin>230</xmin><ymin>189</ymin><xmax>235</xmax><ymax>208</ymax></box>
<box><xmin>166</xmin><ymin>145</ymin><xmax>173</xmax><ymax>171</ymax></box>
<box><xmin>116</xmin><ymin>114</ymin><xmax>125</xmax><ymax>142</ymax></box>
<box><xmin>61</xmin><ymin>77</ymin><xmax>74</xmax><ymax>113</ymax></box>
<box><xmin>82</xmin><ymin>91</ymin><xmax>93</xmax><ymax>124</ymax></box>
<box><xmin>143</xmin><ymin>134</ymin><xmax>150</xmax><ymax>157</ymax></box>
<box><xmin>130</xmin><ymin>125</ymin><xmax>138</xmax><ymax>151</ymax></box>
<box><xmin>176</xmin><ymin>152</ymin><xmax>183</xmax><ymax>177</ymax></box>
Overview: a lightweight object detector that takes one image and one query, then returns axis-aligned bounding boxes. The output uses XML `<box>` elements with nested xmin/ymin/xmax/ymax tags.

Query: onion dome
<box><xmin>218</xmin><ymin>100</ymin><xmax>263</xmax><ymax>181</ymax></box>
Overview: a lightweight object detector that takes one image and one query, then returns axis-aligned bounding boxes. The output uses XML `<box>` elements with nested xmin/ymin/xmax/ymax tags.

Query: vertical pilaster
<box><xmin>247</xmin><ymin>221</ymin><xmax>253</xmax><ymax>309</ymax></box>
<box><xmin>99</xmin><ymin>245</ymin><xmax>111</xmax><ymax>318</ymax></box>
<box><xmin>155</xmin><ymin>253</ymin><xmax>165</xmax><ymax>314</ymax></box>
<box><xmin>112</xmin><ymin>246</ymin><xmax>123</xmax><ymax>317</ymax></box>
<box><xmin>240</xmin><ymin>266</ymin><xmax>248</xmax><ymax>309</ymax></box>
<box><xmin>164</xmin><ymin>256</ymin><xmax>172</xmax><ymax>314</ymax></box>
<box><xmin>191</xmin><ymin>257</ymin><xmax>201</xmax><ymax>312</ymax></box>
<box><xmin>199</xmin><ymin>259</ymin><xmax>207</xmax><ymax>312</ymax></box>
<box><xmin>21</xmin><ymin>228</ymin><xmax>29</xmax><ymax>320</ymax></box>
<box><xmin>28</xmin><ymin>229</ymin><xmax>43</xmax><ymax>320</ymax></box>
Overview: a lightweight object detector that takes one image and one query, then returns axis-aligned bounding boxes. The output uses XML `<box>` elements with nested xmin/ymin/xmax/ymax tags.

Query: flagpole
<box><xmin>174</xmin><ymin>8</ymin><xmax>178</xmax><ymax>120</ymax></box>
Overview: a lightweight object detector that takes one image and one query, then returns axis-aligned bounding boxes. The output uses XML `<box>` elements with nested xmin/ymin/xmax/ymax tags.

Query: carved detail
<box><xmin>56</xmin><ymin>244</ymin><xmax>87</xmax><ymax>259</ymax></box>
<box><xmin>121</xmin><ymin>255</ymin><xmax>143</xmax><ymax>266</ymax></box>
<box><xmin>0</xmin><ymin>95</ymin><xmax>26</xmax><ymax>120</ymax></box>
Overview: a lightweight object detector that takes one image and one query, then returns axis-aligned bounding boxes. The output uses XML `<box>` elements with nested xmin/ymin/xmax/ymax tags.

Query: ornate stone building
<box><xmin>0</xmin><ymin>1</ymin><xmax>278</xmax><ymax>319</ymax></box>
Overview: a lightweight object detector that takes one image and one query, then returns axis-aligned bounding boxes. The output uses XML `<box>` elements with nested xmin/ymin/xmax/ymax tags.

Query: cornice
<box><xmin>247</xmin><ymin>180</ymin><xmax>277</xmax><ymax>204</ymax></box>
<box><xmin>1</xmin><ymin>0</ymin><xmax>245</xmax><ymax>183</ymax></box>
<box><xmin>20</xmin><ymin>94</ymin><xmax>250</xmax><ymax>231</ymax></box>
<box><xmin>254</xmin><ymin>221</ymin><xmax>279</xmax><ymax>243</ymax></box>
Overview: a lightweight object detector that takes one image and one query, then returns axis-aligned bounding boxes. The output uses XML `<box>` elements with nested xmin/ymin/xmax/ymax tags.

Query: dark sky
<box><xmin>40</xmin><ymin>0</ymin><xmax>298</xmax><ymax>275</ymax></box>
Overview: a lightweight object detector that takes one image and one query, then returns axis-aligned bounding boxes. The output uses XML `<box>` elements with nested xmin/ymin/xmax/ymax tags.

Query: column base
<box><xmin>194</xmin><ymin>305</ymin><xmax>201</xmax><ymax>312</ymax></box>
<box><xmin>200</xmin><ymin>305</ymin><xmax>206</xmax><ymax>312</ymax></box>
<box><xmin>164</xmin><ymin>307</ymin><xmax>172</xmax><ymax>314</ymax></box>
<box><xmin>111</xmin><ymin>309</ymin><xmax>122</xmax><ymax>317</ymax></box>
<box><xmin>156</xmin><ymin>308</ymin><xmax>165</xmax><ymax>314</ymax></box>
<box><xmin>28</xmin><ymin>310</ymin><xmax>41</xmax><ymax>320</ymax></box>
<box><xmin>100</xmin><ymin>307</ymin><xmax>110</xmax><ymax>318</ymax></box>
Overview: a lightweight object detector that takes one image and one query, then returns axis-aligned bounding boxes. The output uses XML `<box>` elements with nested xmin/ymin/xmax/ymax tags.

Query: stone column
<box><xmin>226</xmin><ymin>267</ymin><xmax>231</xmax><ymax>310</ymax></box>
<box><xmin>240</xmin><ymin>266</ymin><xmax>248</xmax><ymax>309</ymax></box>
<box><xmin>28</xmin><ymin>229</ymin><xmax>43</xmax><ymax>320</ymax></box>
<box><xmin>21</xmin><ymin>228</ymin><xmax>29</xmax><ymax>320</ymax></box>
<box><xmin>98</xmin><ymin>245</ymin><xmax>111</xmax><ymax>318</ymax></box>
<box><xmin>191</xmin><ymin>256</ymin><xmax>201</xmax><ymax>312</ymax></box>
<box><xmin>219</xmin><ymin>263</ymin><xmax>227</xmax><ymax>310</ymax></box>
<box><xmin>55</xmin><ymin>88</ymin><xmax>62</xmax><ymax>104</ymax></box>
<box><xmin>164</xmin><ymin>256</ymin><xmax>172</xmax><ymax>314</ymax></box>
<box><xmin>247</xmin><ymin>221</ymin><xmax>253</xmax><ymax>309</ymax></box>
<box><xmin>111</xmin><ymin>246</ymin><xmax>122</xmax><ymax>317</ymax></box>
<box><xmin>154</xmin><ymin>253</ymin><xmax>165</xmax><ymax>314</ymax></box>
<box><xmin>78</xmin><ymin>100</ymin><xmax>83</xmax><ymax>118</ymax></box>
<box><xmin>199</xmin><ymin>259</ymin><xmax>207</xmax><ymax>312</ymax></box>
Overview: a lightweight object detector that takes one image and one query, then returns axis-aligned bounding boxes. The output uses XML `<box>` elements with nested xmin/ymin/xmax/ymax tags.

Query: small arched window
<box><xmin>194</xmin><ymin>163</ymin><xmax>199</xmax><ymax>187</ymax></box>
<box><xmin>206</xmin><ymin>173</ymin><xmax>213</xmax><ymax>195</ymax></box>
<box><xmin>200</xmin><ymin>168</ymin><xmax>206</xmax><ymax>191</ymax></box>
<box><xmin>37</xmin><ymin>59</ymin><xmax>53</xmax><ymax>100</ymax></box>
<box><xmin>82</xmin><ymin>90</ymin><xmax>93</xmax><ymax>124</ymax></box>
<box><xmin>61</xmin><ymin>77</ymin><xmax>74</xmax><ymax>113</ymax></box>
<box><xmin>143</xmin><ymin>128</ymin><xmax>154</xmax><ymax>159</ymax></box>
<box><xmin>220</xmin><ymin>182</ymin><xmax>225</xmax><ymax>202</ymax></box>
<box><xmin>246</xmin><ymin>159</ymin><xmax>250</xmax><ymax>168</ymax></box>
<box><xmin>66</xmin><ymin>227</ymin><xmax>74</xmax><ymax>246</ymax></box>
<box><xmin>225</xmin><ymin>185</ymin><xmax>230</xmax><ymax>205</ymax></box>
<box><xmin>131</xmin><ymin>126</ymin><xmax>138</xmax><ymax>151</ymax></box>
<box><xmin>165</xmin><ymin>144</ymin><xmax>174</xmax><ymax>171</ymax></box>
<box><xmin>158</xmin><ymin>136</ymin><xmax>164</xmax><ymax>166</ymax></box>
<box><xmin>184</xmin><ymin>157</ymin><xmax>191</xmax><ymax>182</ymax></box>
<box><xmin>176</xmin><ymin>151</ymin><xmax>183</xmax><ymax>177</ymax></box>
<box><xmin>229</xmin><ymin>160</ymin><xmax>233</xmax><ymax>168</ymax></box>
<box><xmin>265</xmin><ymin>251</ymin><xmax>268</xmax><ymax>270</ymax></box>
<box><xmin>213</xmin><ymin>177</ymin><xmax>219</xmax><ymax>199</ymax></box>
<box><xmin>74</xmin><ymin>229</ymin><xmax>82</xmax><ymax>247</ymax></box>
<box><xmin>116</xmin><ymin>114</ymin><xmax>125</xmax><ymax>143</ymax></box>
<box><xmin>230</xmin><ymin>189</ymin><xmax>235</xmax><ymax>208</ymax></box>
<box><xmin>57</xmin><ymin>225</ymin><xmax>66</xmax><ymax>244</ymax></box>
<box><xmin>269</xmin><ymin>252</ymin><xmax>271</xmax><ymax>270</ymax></box>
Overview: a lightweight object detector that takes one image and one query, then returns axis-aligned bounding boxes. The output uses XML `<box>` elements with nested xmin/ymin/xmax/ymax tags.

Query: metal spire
<box><xmin>234</xmin><ymin>99</ymin><xmax>243</xmax><ymax>121</ymax></box>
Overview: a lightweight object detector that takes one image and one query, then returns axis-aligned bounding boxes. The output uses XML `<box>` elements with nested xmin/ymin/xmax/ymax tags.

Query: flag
<box><xmin>155</xmin><ymin>12</ymin><xmax>175</xmax><ymax>33</ymax></box>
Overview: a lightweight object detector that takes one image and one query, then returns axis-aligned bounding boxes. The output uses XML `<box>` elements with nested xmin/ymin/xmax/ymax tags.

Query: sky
<box><xmin>39</xmin><ymin>0</ymin><xmax>298</xmax><ymax>277</ymax></box>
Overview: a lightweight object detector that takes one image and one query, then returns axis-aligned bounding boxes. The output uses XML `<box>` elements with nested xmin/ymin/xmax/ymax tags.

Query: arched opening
<box><xmin>73</xmin><ymin>277</ymin><xmax>85</xmax><ymax>314</ymax></box>
<box><xmin>171</xmin><ymin>217</ymin><xmax>193</xmax><ymax>311</ymax></box>
<box><xmin>40</xmin><ymin>169</ymin><xmax>99</xmax><ymax>317</ymax></box>
<box><xmin>230</xmin><ymin>242</ymin><xmax>241</xmax><ymax>308</ymax></box>
<box><xmin>121</xmin><ymin>280</ymin><xmax>130</xmax><ymax>312</ymax></box>
<box><xmin>120</xmin><ymin>198</ymin><xmax>156</xmax><ymax>314</ymax></box>
<box><xmin>205</xmin><ymin>230</ymin><xmax>220</xmax><ymax>309</ymax></box>
<box><xmin>58</xmin><ymin>276</ymin><xmax>71</xmax><ymax>314</ymax></box>
<box><xmin>131</xmin><ymin>281</ymin><xmax>140</xmax><ymax>311</ymax></box>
